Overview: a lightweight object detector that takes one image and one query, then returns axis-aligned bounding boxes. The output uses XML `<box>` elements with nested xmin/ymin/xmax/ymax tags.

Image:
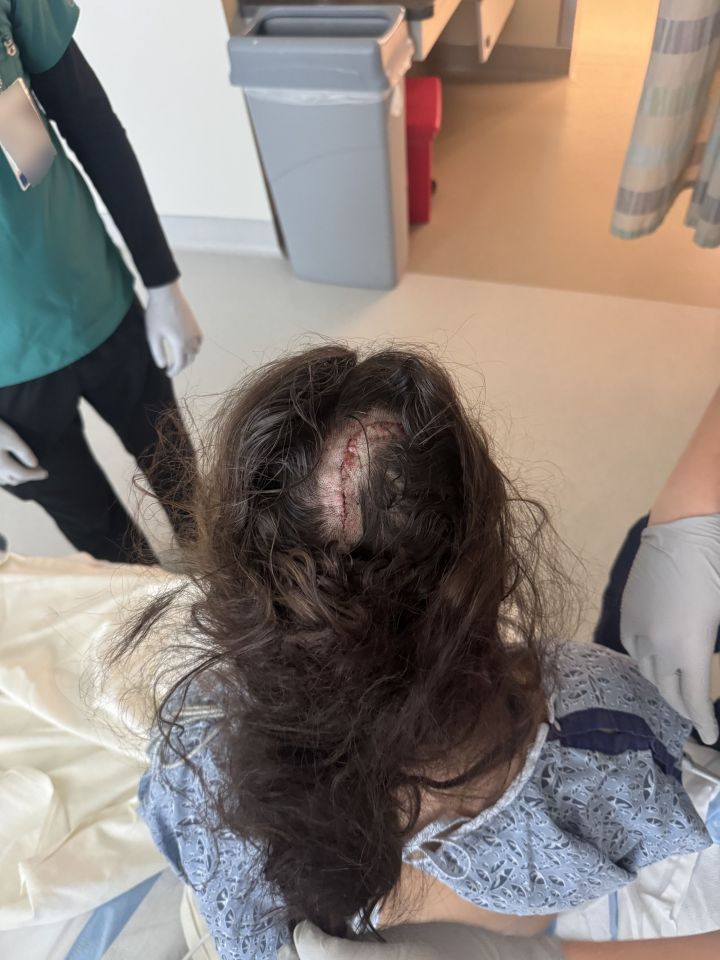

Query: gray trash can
<box><xmin>229</xmin><ymin>6</ymin><xmax>414</xmax><ymax>290</ymax></box>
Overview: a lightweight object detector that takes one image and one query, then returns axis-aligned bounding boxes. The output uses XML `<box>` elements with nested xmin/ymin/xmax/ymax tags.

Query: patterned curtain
<box><xmin>612</xmin><ymin>0</ymin><xmax>720</xmax><ymax>247</ymax></box>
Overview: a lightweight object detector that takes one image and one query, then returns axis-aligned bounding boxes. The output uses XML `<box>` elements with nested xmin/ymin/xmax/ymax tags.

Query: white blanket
<box><xmin>0</xmin><ymin>553</ymin><xmax>179</xmax><ymax>928</ymax></box>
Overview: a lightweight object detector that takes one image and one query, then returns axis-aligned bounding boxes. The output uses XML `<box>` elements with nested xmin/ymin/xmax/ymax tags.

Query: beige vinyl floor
<box><xmin>410</xmin><ymin>0</ymin><xmax>720</xmax><ymax>307</ymax></box>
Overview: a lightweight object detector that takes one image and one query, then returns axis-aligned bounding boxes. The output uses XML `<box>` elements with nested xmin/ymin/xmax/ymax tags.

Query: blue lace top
<box><xmin>139</xmin><ymin>644</ymin><xmax>711</xmax><ymax>960</ymax></box>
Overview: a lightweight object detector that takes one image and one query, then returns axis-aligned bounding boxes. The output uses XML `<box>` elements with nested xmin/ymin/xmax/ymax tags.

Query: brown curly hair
<box><xmin>113</xmin><ymin>344</ymin><xmax>572</xmax><ymax>936</ymax></box>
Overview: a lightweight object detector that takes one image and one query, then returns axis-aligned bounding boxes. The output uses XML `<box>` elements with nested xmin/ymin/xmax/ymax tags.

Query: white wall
<box><xmin>441</xmin><ymin>0</ymin><xmax>565</xmax><ymax>54</ymax></box>
<box><xmin>501</xmin><ymin>0</ymin><xmax>562</xmax><ymax>47</ymax></box>
<box><xmin>75</xmin><ymin>0</ymin><xmax>272</xmax><ymax>223</ymax></box>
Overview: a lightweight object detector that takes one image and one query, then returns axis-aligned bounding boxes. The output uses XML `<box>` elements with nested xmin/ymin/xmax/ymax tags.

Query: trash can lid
<box><xmin>241</xmin><ymin>0</ymin><xmax>436</xmax><ymax>23</ymax></box>
<box><xmin>228</xmin><ymin>5</ymin><xmax>413</xmax><ymax>94</ymax></box>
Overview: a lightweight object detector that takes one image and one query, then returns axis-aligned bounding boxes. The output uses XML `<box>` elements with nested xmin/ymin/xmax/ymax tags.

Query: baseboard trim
<box><xmin>425</xmin><ymin>42</ymin><xmax>572</xmax><ymax>82</ymax></box>
<box><xmin>159</xmin><ymin>215</ymin><xmax>281</xmax><ymax>256</ymax></box>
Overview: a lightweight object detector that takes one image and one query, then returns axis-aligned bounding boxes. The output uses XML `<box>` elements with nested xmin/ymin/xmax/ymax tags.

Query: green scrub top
<box><xmin>0</xmin><ymin>0</ymin><xmax>134</xmax><ymax>388</ymax></box>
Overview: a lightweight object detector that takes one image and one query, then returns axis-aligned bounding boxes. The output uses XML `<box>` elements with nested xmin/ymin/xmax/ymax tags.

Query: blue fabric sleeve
<box><xmin>139</xmin><ymin>719</ymin><xmax>289</xmax><ymax>960</ymax></box>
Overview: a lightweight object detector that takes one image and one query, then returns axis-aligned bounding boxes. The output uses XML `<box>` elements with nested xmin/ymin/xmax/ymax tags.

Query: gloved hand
<box><xmin>0</xmin><ymin>419</ymin><xmax>48</xmax><ymax>486</ymax></box>
<box><xmin>621</xmin><ymin>515</ymin><xmax>720</xmax><ymax>745</ymax></box>
<box><xmin>145</xmin><ymin>279</ymin><xmax>202</xmax><ymax>378</ymax></box>
<box><xmin>279</xmin><ymin>920</ymin><xmax>564</xmax><ymax>960</ymax></box>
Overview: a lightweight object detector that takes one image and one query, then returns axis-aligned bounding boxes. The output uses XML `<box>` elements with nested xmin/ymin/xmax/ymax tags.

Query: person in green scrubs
<box><xmin>0</xmin><ymin>0</ymin><xmax>202</xmax><ymax>562</ymax></box>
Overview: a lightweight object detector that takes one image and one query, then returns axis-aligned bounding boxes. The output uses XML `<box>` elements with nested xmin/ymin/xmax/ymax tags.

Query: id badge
<box><xmin>0</xmin><ymin>78</ymin><xmax>56</xmax><ymax>190</ymax></box>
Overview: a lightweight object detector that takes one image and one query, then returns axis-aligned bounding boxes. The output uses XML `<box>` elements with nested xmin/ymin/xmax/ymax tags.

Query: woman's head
<box><xmin>117</xmin><ymin>344</ymin><xmax>570</xmax><ymax>934</ymax></box>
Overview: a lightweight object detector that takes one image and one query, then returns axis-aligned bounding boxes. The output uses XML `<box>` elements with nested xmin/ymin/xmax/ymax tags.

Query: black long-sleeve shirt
<box><xmin>31</xmin><ymin>40</ymin><xmax>179</xmax><ymax>289</ymax></box>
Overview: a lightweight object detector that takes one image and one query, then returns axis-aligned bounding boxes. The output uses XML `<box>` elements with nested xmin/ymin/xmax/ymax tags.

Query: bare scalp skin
<box><xmin>316</xmin><ymin>414</ymin><xmax>405</xmax><ymax>551</ymax></box>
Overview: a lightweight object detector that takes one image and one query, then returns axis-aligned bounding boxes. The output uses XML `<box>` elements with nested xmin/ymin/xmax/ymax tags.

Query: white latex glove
<box><xmin>0</xmin><ymin>419</ymin><xmax>48</xmax><ymax>486</ymax></box>
<box><xmin>145</xmin><ymin>279</ymin><xmax>202</xmax><ymax>378</ymax></box>
<box><xmin>280</xmin><ymin>920</ymin><xmax>564</xmax><ymax>960</ymax></box>
<box><xmin>621</xmin><ymin>515</ymin><xmax>720</xmax><ymax>745</ymax></box>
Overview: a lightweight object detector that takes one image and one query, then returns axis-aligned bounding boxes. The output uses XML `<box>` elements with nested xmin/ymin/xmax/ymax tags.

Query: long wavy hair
<box><xmin>111</xmin><ymin>344</ymin><xmax>573</xmax><ymax>936</ymax></box>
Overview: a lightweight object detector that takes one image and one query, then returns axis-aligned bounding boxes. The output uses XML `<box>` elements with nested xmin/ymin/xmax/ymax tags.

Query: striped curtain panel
<box><xmin>612</xmin><ymin>0</ymin><xmax>720</xmax><ymax>247</ymax></box>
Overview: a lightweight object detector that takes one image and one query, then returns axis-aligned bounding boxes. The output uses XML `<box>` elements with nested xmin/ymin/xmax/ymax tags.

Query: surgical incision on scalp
<box><xmin>315</xmin><ymin>414</ymin><xmax>405</xmax><ymax>550</ymax></box>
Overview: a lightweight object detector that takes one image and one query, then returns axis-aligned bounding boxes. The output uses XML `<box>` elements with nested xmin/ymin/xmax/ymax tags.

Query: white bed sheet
<box><xmin>0</xmin><ymin>552</ymin><xmax>178</xmax><ymax>929</ymax></box>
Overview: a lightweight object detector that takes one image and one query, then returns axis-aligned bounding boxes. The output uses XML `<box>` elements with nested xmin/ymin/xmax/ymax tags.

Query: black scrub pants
<box><xmin>0</xmin><ymin>298</ymin><xmax>194</xmax><ymax>564</ymax></box>
<box><xmin>594</xmin><ymin>515</ymin><xmax>720</xmax><ymax>751</ymax></box>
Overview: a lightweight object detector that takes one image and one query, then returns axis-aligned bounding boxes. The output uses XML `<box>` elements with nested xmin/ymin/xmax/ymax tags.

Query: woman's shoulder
<box><xmin>139</xmin><ymin>684</ymin><xmax>289</xmax><ymax>960</ymax></box>
<box><xmin>551</xmin><ymin>641</ymin><xmax>691</xmax><ymax>751</ymax></box>
<box><xmin>139</xmin><ymin>683</ymin><xmax>228</xmax><ymax>866</ymax></box>
<box><xmin>147</xmin><ymin>681</ymin><xmax>226</xmax><ymax>771</ymax></box>
<box><xmin>404</xmin><ymin>641</ymin><xmax>710</xmax><ymax>915</ymax></box>
<box><xmin>553</xmin><ymin>638</ymin><xmax>649</xmax><ymax>700</ymax></box>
